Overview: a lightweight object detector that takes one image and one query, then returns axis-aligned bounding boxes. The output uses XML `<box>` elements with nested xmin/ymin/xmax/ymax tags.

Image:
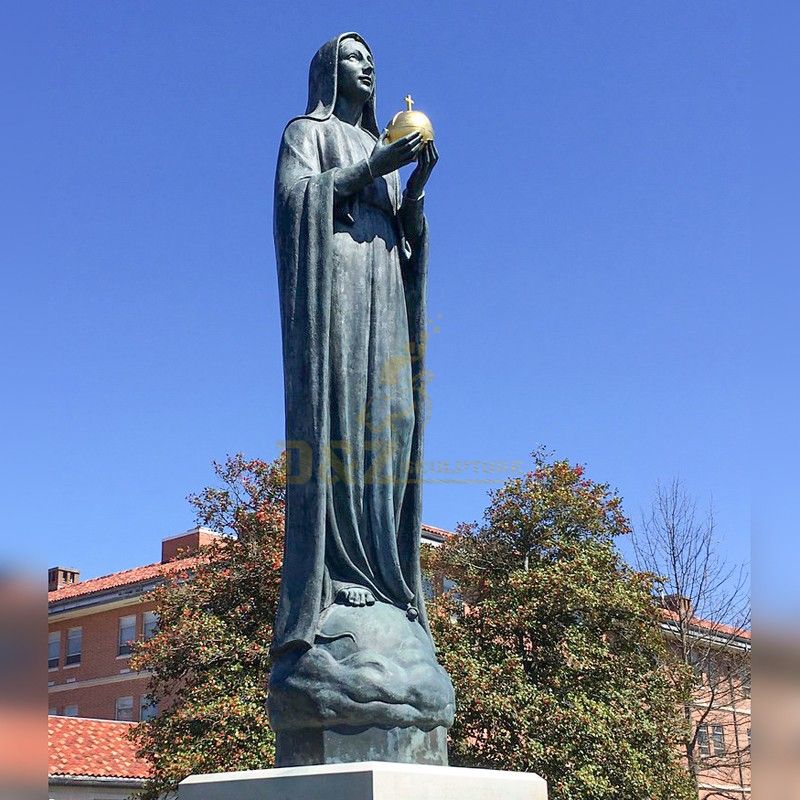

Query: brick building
<box><xmin>47</xmin><ymin>524</ymin><xmax>449</xmax><ymax>723</ymax></box>
<box><xmin>659</xmin><ymin>603</ymin><xmax>751</xmax><ymax>799</ymax></box>
<box><xmin>47</xmin><ymin>527</ymin><xmax>219</xmax><ymax>722</ymax></box>
<box><xmin>47</xmin><ymin>525</ymin><xmax>749</xmax><ymax>798</ymax></box>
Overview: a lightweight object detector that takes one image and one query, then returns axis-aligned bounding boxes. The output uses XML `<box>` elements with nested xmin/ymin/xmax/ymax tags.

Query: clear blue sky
<box><xmin>2</xmin><ymin>3</ymin><xmax>751</xmax><ymax>602</ymax></box>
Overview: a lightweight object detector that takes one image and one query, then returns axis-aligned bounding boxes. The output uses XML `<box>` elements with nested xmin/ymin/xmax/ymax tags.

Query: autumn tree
<box><xmin>129</xmin><ymin>455</ymin><xmax>285</xmax><ymax>800</ymax></box>
<box><xmin>632</xmin><ymin>480</ymin><xmax>751</xmax><ymax>799</ymax></box>
<box><xmin>424</xmin><ymin>450</ymin><xmax>695</xmax><ymax>800</ymax></box>
<box><xmin>131</xmin><ymin>450</ymin><xmax>698</xmax><ymax>800</ymax></box>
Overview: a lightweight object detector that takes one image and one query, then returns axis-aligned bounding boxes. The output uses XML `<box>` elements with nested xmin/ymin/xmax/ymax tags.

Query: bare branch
<box><xmin>632</xmin><ymin>479</ymin><xmax>751</xmax><ymax>793</ymax></box>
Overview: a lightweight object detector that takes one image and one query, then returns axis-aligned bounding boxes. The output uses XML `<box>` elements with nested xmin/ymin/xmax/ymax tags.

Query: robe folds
<box><xmin>272</xmin><ymin>112</ymin><xmax>431</xmax><ymax>655</ymax></box>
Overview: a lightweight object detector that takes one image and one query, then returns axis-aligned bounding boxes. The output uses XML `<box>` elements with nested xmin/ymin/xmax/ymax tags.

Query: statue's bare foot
<box><xmin>336</xmin><ymin>586</ymin><xmax>376</xmax><ymax>607</ymax></box>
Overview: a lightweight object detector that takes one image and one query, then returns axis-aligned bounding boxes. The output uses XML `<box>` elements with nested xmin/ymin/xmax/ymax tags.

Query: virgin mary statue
<box><xmin>268</xmin><ymin>33</ymin><xmax>453</xmax><ymax>763</ymax></box>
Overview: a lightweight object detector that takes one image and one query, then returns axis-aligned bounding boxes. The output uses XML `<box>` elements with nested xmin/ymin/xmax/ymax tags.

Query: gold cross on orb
<box><xmin>385</xmin><ymin>94</ymin><xmax>434</xmax><ymax>143</ymax></box>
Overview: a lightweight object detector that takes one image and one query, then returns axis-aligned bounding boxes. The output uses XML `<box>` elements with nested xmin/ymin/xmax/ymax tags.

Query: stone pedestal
<box><xmin>179</xmin><ymin>761</ymin><xmax>547</xmax><ymax>800</ymax></box>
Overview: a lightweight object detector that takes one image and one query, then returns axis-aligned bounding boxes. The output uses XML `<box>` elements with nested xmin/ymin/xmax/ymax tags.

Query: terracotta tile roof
<box><xmin>49</xmin><ymin>525</ymin><xmax>455</xmax><ymax>604</ymax></box>
<box><xmin>421</xmin><ymin>523</ymin><xmax>453</xmax><ymax>539</ymax></box>
<box><xmin>659</xmin><ymin>608</ymin><xmax>751</xmax><ymax>641</ymax></box>
<box><xmin>48</xmin><ymin>716</ymin><xmax>151</xmax><ymax>780</ymax></box>
<box><xmin>48</xmin><ymin>556</ymin><xmax>199</xmax><ymax>603</ymax></box>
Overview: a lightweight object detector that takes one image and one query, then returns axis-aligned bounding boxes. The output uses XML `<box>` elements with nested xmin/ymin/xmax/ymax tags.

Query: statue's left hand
<box><xmin>405</xmin><ymin>142</ymin><xmax>438</xmax><ymax>200</ymax></box>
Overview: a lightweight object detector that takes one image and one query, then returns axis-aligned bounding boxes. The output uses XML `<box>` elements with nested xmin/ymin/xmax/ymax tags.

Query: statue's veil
<box><xmin>297</xmin><ymin>32</ymin><xmax>380</xmax><ymax>138</ymax></box>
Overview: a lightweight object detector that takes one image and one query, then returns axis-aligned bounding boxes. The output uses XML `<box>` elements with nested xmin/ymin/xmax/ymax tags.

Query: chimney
<box><xmin>660</xmin><ymin>593</ymin><xmax>693</xmax><ymax>617</ymax></box>
<box><xmin>161</xmin><ymin>527</ymin><xmax>223</xmax><ymax>563</ymax></box>
<box><xmin>48</xmin><ymin>567</ymin><xmax>80</xmax><ymax>592</ymax></box>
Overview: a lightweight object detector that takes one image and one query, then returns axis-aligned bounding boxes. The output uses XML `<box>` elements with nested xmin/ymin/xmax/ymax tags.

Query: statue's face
<box><xmin>337</xmin><ymin>38</ymin><xmax>374</xmax><ymax>105</ymax></box>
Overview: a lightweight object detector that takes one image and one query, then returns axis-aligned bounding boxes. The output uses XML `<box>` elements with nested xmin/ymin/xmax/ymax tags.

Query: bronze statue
<box><xmin>268</xmin><ymin>32</ymin><xmax>454</xmax><ymax>767</ymax></box>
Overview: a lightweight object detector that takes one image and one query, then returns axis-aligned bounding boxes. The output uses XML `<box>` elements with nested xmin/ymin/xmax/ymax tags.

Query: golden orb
<box><xmin>385</xmin><ymin>94</ymin><xmax>434</xmax><ymax>144</ymax></box>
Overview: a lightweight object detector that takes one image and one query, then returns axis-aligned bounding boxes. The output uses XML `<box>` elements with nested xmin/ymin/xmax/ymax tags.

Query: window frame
<box><xmin>118</xmin><ymin>614</ymin><xmax>137</xmax><ymax>657</ymax></box>
<box><xmin>688</xmin><ymin>650</ymin><xmax>705</xmax><ymax>682</ymax></box>
<box><xmin>697</xmin><ymin>724</ymin><xmax>710</xmax><ymax>757</ymax></box>
<box><xmin>65</xmin><ymin>627</ymin><xmax>82</xmax><ymax>666</ymax></box>
<box><xmin>140</xmin><ymin>695</ymin><xmax>157</xmax><ymax>721</ymax></box>
<box><xmin>114</xmin><ymin>695</ymin><xmax>134</xmax><ymax>721</ymax></box>
<box><xmin>48</xmin><ymin>631</ymin><xmax>60</xmax><ymax>669</ymax></box>
<box><xmin>711</xmin><ymin>723</ymin><xmax>725</xmax><ymax>756</ymax></box>
<box><xmin>697</xmin><ymin>722</ymin><xmax>726</xmax><ymax>758</ymax></box>
<box><xmin>142</xmin><ymin>610</ymin><xmax>158</xmax><ymax>640</ymax></box>
<box><xmin>706</xmin><ymin>655</ymin><xmax>721</xmax><ymax>686</ymax></box>
<box><xmin>741</xmin><ymin>667</ymin><xmax>751</xmax><ymax>698</ymax></box>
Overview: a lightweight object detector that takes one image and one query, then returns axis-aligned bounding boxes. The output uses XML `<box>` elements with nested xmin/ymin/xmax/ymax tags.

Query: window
<box><xmin>65</xmin><ymin>627</ymin><xmax>82</xmax><ymax>665</ymax></box>
<box><xmin>688</xmin><ymin>651</ymin><xmax>704</xmax><ymax>681</ymax></box>
<box><xmin>48</xmin><ymin>631</ymin><xmax>60</xmax><ymax>669</ymax></box>
<box><xmin>698</xmin><ymin>724</ymin><xmax>725</xmax><ymax>757</ymax></box>
<box><xmin>706</xmin><ymin>656</ymin><xmax>721</xmax><ymax>686</ymax></box>
<box><xmin>697</xmin><ymin>725</ymin><xmax>710</xmax><ymax>756</ymax></box>
<box><xmin>140</xmin><ymin>696</ymin><xmax>157</xmax><ymax>721</ymax></box>
<box><xmin>115</xmin><ymin>695</ymin><xmax>134</xmax><ymax>721</ymax></box>
<box><xmin>741</xmin><ymin>668</ymin><xmax>751</xmax><ymax>698</ymax></box>
<box><xmin>63</xmin><ymin>705</ymin><xmax>78</xmax><ymax>717</ymax></box>
<box><xmin>118</xmin><ymin>615</ymin><xmax>136</xmax><ymax>656</ymax></box>
<box><xmin>143</xmin><ymin>610</ymin><xmax>158</xmax><ymax>640</ymax></box>
<box><xmin>48</xmin><ymin>707</ymin><xmax>57</xmax><ymax>716</ymax></box>
<box><xmin>711</xmin><ymin>724</ymin><xmax>725</xmax><ymax>755</ymax></box>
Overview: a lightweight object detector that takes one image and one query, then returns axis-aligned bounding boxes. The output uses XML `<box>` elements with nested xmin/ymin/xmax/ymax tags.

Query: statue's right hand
<box><xmin>369</xmin><ymin>130</ymin><xmax>424</xmax><ymax>177</ymax></box>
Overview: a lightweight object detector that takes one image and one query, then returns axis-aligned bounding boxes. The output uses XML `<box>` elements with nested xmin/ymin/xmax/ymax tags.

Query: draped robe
<box><xmin>272</xmin><ymin>34</ymin><xmax>431</xmax><ymax>655</ymax></box>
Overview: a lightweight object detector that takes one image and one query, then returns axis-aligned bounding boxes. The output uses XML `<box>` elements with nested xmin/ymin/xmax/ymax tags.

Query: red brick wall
<box><xmin>161</xmin><ymin>529</ymin><xmax>220</xmax><ymax>563</ymax></box>
<box><xmin>689</xmin><ymin>654</ymin><xmax>751</xmax><ymax>796</ymax></box>
<box><xmin>48</xmin><ymin>600</ymin><xmax>156</xmax><ymax>721</ymax></box>
<box><xmin>48</xmin><ymin>675</ymin><xmax>151</xmax><ymax>721</ymax></box>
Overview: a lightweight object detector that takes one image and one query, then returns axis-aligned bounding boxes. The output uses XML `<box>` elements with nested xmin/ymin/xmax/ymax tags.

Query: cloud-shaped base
<box><xmin>268</xmin><ymin>601</ymin><xmax>455</xmax><ymax>732</ymax></box>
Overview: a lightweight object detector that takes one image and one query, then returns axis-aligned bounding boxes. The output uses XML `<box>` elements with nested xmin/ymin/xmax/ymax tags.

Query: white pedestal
<box><xmin>179</xmin><ymin>761</ymin><xmax>547</xmax><ymax>800</ymax></box>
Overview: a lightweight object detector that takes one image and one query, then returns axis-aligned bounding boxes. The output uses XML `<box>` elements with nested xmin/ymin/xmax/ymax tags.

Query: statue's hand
<box><xmin>369</xmin><ymin>130</ymin><xmax>424</xmax><ymax>178</ymax></box>
<box><xmin>405</xmin><ymin>141</ymin><xmax>439</xmax><ymax>200</ymax></box>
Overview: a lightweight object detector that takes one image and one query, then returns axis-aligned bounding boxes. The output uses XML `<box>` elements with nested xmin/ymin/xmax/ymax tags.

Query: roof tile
<box><xmin>659</xmin><ymin>608</ymin><xmax>751</xmax><ymax>641</ymax></box>
<box><xmin>49</xmin><ymin>526</ymin><xmax>450</xmax><ymax>604</ymax></box>
<box><xmin>48</xmin><ymin>716</ymin><xmax>151</xmax><ymax>779</ymax></box>
<box><xmin>48</xmin><ymin>556</ymin><xmax>199</xmax><ymax>603</ymax></box>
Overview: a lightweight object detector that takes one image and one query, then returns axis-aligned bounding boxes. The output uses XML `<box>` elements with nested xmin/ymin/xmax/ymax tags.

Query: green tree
<box><xmin>131</xmin><ymin>450</ymin><xmax>693</xmax><ymax>799</ymax></box>
<box><xmin>424</xmin><ymin>450</ymin><xmax>695</xmax><ymax>800</ymax></box>
<box><xmin>129</xmin><ymin>455</ymin><xmax>285</xmax><ymax>800</ymax></box>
